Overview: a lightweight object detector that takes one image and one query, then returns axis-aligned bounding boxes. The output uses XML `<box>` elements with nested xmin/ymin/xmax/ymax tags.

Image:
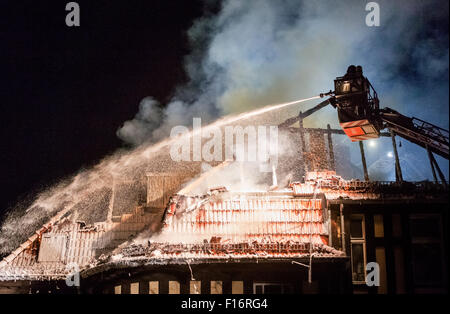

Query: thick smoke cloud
<box><xmin>1</xmin><ymin>0</ymin><xmax>447</xmax><ymax>255</ymax></box>
<box><xmin>117</xmin><ymin>97</ymin><xmax>164</xmax><ymax>145</ymax></box>
<box><xmin>118</xmin><ymin>0</ymin><xmax>448</xmax><ymax>142</ymax></box>
<box><xmin>117</xmin><ymin>0</ymin><xmax>448</xmax><ymax>180</ymax></box>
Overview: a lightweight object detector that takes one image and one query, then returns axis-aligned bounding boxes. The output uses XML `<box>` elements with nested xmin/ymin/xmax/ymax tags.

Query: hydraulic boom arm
<box><xmin>379</xmin><ymin>108</ymin><xmax>449</xmax><ymax>159</ymax></box>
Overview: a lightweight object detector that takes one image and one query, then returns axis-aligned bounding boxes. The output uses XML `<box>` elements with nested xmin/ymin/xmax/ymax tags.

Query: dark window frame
<box><xmin>350</xmin><ymin>214</ymin><xmax>367</xmax><ymax>284</ymax></box>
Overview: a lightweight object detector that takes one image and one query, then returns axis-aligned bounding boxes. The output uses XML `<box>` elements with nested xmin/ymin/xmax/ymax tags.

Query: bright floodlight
<box><xmin>387</xmin><ymin>152</ymin><xmax>393</xmax><ymax>158</ymax></box>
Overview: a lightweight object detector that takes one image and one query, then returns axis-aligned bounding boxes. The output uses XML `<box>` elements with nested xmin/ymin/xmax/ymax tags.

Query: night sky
<box><xmin>0</xmin><ymin>1</ymin><xmax>210</xmax><ymax>218</ymax></box>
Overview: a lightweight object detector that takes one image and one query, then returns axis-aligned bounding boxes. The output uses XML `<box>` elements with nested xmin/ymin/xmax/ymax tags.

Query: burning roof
<box><xmin>161</xmin><ymin>192</ymin><xmax>328</xmax><ymax>244</ymax></box>
<box><xmin>81</xmin><ymin>186</ymin><xmax>345</xmax><ymax>276</ymax></box>
<box><xmin>0</xmin><ymin>170</ymin><xmax>446</xmax><ymax>281</ymax></box>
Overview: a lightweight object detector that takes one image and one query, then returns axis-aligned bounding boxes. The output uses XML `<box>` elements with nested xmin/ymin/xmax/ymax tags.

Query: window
<box><xmin>350</xmin><ymin>215</ymin><xmax>367</xmax><ymax>283</ymax></box>
<box><xmin>190</xmin><ymin>281</ymin><xmax>201</xmax><ymax>294</ymax></box>
<box><xmin>392</xmin><ymin>214</ymin><xmax>402</xmax><ymax>237</ymax></box>
<box><xmin>410</xmin><ymin>215</ymin><xmax>444</xmax><ymax>288</ymax></box>
<box><xmin>210</xmin><ymin>281</ymin><xmax>222</xmax><ymax>294</ymax></box>
<box><xmin>130</xmin><ymin>282</ymin><xmax>139</xmax><ymax>294</ymax></box>
<box><xmin>411</xmin><ymin>243</ymin><xmax>443</xmax><ymax>285</ymax></box>
<box><xmin>253</xmin><ymin>283</ymin><xmax>291</xmax><ymax>294</ymax></box>
<box><xmin>231</xmin><ymin>281</ymin><xmax>243</xmax><ymax>294</ymax></box>
<box><xmin>350</xmin><ymin>216</ymin><xmax>363</xmax><ymax>238</ymax></box>
<box><xmin>169</xmin><ymin>281</ymin><xmax>180</xmax><ymax>294</ymax></box>
<box><xmin>114</xmin><ymin>285</ymin><xmax>121</xmax><ymax>294</ymax></box>
<box><xmin>149</xmin><ymin>281</ymin><xmax>159</xmax><ymax>294</ymax></box>
<box><xmin>410</xmin><ymin>215</ymin><xmax>441</xmax><ymax>238</ymax></box>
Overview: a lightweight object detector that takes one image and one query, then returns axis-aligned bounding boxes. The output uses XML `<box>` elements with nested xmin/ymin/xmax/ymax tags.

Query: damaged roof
<box><xmin>0</xmin><ymin>170</ymin><xmax>446</xmax><ymax>281</ymax></box>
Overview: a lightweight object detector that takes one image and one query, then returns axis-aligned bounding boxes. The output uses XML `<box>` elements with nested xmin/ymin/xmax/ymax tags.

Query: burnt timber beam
<box><xmin>327</xmin><ymin>124</ymin><xmax>335</xmax><ymax>171</ymax></box>
<box><xmin>278</xmin><ymin>99</ymin><xmax>330</xmax><ymax>128</ymax></box>
<box><xmin>359</xmin><ymin>141</ymin><xmax>370</xmax><ymax>182</ymax></box>
<box><xmin>426</xmin><ymin>146</ymin><xmax>448</xmax><ymax>188</ymax></box>
<box><xmin>426</xmin><ymin>144</ymin><xmax>439</xmax><ymax>183</ymax></box>
<box><xmin>298</xmin><ymin>111</ymin><xmax>308</xmax><ymax>174</ymax></box>
<box><xmin>390</xmin><ymin>129</ymin><xmax>403</xmax><ymax>183</ymax></box>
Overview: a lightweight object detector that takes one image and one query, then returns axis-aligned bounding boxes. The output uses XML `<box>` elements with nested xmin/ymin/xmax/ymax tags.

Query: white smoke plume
<box><xmin>117</xmin><ymin>0</ymin><xmax>448</xmax><ymax>144</ymax></box>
